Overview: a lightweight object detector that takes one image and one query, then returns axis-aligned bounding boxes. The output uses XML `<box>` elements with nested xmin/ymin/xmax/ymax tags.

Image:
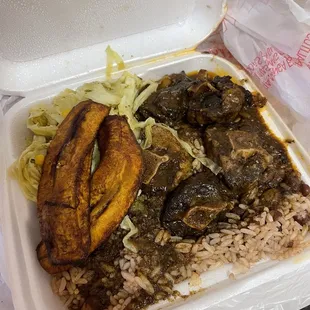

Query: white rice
<box><xmin>52</xmin><ymin>267</ymin><xmax>92</xmax><ymax>308</ymax></box>
<box><xmin>53</xmin><ymin>193</ymin><xmax>310</xmax><ymax>309</ymax></box>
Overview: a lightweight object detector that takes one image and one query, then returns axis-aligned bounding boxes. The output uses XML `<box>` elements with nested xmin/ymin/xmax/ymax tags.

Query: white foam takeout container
<box><xmin>2</xmin><ymin>1</ymin><xmax>310</xmax><ymax>310</ymax></box>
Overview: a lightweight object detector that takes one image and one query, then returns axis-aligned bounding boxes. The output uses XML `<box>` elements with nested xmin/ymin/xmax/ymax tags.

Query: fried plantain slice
<box><xmin>90</xmin><ymin>117</ymin><xmax>127</xmax><ymax>215</ymax></box>
<box><xmin>37</xmin><ymin>101</ymin><xmax>89</xmax><ymax>210</ymax></box>
<box><xmin>38</xmin><ymin>101</ymin><xmax>110</xmax><ymax>264</ymax></box>
<box><xmin>90</xmin><ymin>116</ymin><xmax>143</xmax><ymax>252</ymax></box>
<box><xmin>37</xmin><ymin>115</ymin><xmax>142</xmax><ymax>273</ymax></box>
<box><xmin>37</xmin><ymin>146</ymin><xmax>94</xmax><ymax>273</ymax></box>
<box><xmin>36</xmin><ymin>242</ymin><xmax>71</xmax><ymax>274</ymax></box>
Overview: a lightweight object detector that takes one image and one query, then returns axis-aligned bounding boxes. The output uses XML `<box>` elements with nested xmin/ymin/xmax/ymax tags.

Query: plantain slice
<box><xmin>37</xmin><ymin>114</ymin><xmax>142</xmax><ymax>273</ymax></box>
<box><xmin>90</xmin><ymin>118</ymin><xmax>127</xmax><ymax>215</ymax></box>
<box><xmin>37</xmin><ymin>146</ymin><xmax>94</xmax><ymax>273</ymax></box>
<box><xmin>90</xmin><ymin>115</ymin><xmax>143</xmax><ymax>252</ymax></box>
<box><xmin>37</xmin><ymin>101</ymin><xmax>110</xmax><ymax>264</ymax></box>
<box><xmin>36</xmin><ymin>242</ymin><xmax>71</xmax><ymax>274</ymax></box>
<box><xmin>37</xmin><ymin>101</ymin><xmax>88</xmax><ymax>210</ymax></box>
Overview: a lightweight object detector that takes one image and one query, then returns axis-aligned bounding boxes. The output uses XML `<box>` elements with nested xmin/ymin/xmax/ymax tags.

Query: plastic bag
<box><xmin>287</xmin><ymin>0</ymin><xmax>310</xmax><ymax>26</ymax></box>
<box><xmin>222</xmin><ymin>0</ymin><xmax>310</xmax><ymax>116</ymax></box>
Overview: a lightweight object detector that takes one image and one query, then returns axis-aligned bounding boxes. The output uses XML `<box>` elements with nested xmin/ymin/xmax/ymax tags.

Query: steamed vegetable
<box><xmin>156</xmin><ymin>123</ymin><xmax>221</xmax><ymax>175</ymax></box>
<box><xmin>27</xmin><ymin>72</ymin><xmax>157</xmax><ymax>143</ymax></box>
<box><xmin>121</xmin><ymin>216</ymin><xmax>138</xmax><ymax>253</ymax></box>
<box><xmin>105</xmin><ymin>45</ymin><xmax>125</xmax><ymax>77</ymax></box>
<box><xmin>27</xmin><ymin>106</ymin><xmax>64</xmax><ymax>137</ymax></box>
<box><xmin>11</xmin><ymin>136</ymin><xmax>49</xmax><ymax>202</ymax></box>
<box><xmin>13</xmin><ymin>71</ymin><xmax>157</xmax><ymax>202</ymax></box>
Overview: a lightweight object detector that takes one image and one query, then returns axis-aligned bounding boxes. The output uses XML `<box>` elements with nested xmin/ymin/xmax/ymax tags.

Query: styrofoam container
<box><xmin>3</xmin><ymin>51</ymin><xmax>310</xmax><ymax>310</ymax></box>
<box><xmin>0</xmin><ymin>0</ymin><xmax>226</xmax><ymax>95</ymax></box>
<box><xmin>2</xmin><ymin>1</ymin><xmax>310</xmax><ymax>310</ymax></box>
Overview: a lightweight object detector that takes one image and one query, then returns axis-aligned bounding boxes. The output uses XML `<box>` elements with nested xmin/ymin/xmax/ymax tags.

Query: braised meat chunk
<box><xmin>187</xmin><ymin>84</ymin><xmax>245</xmax><ymax>125</ymax></box>
<box><xmin>205</xmin><ymin>127</ymin><xmax>276</xmax><ymax>194</ymax></box>
<box><xmin>137</xmin><ymin>72</ymin><xmax>193</xmax><ymax>126</ymax></box>
<box><xmin>186</xmin><ymin>74</ymin><xmax>254</xmax><ymax>126</ymax></box>
<box><xmin>162</xmin><ymin>170</ymin><xmax>234</xmax><ymax>237</ymax></box>
<box><xmin>137</xmin><ymin>71</ymin><xmax>258</xmax><ymax>127</ymax></box>
<box><xmin>142</xmin><ymin>125</ymin><xmax>192</xmax><ymax>193</ymax></box>
<box><xmin>177</xmin><ymin>123</ymin><xmax>204</xmax><ymax>147</ymax></box>
<box><xmin>212</xmin><ymin>75</ymin><xmax>234</xmax><ymax>90</ymax></box>
<box><xmin>212</xmin><ymin>75</ymin><xmax>254</xmax><ymax>107</ymax></box>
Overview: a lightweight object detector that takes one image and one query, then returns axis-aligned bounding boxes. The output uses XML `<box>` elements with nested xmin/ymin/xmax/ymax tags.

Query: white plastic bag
<box><xmin>222</xmin><ymin>0</ymin><xmax>310</xmax><ymax>117</ymax></box>
<box><xmin>286</xmin><ymin>0</ymin><xmax>310</xmax><ymax>26</ymax></box>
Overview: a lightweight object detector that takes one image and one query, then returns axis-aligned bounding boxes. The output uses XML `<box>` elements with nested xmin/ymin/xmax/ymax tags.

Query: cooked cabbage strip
<box><xmin>10</xmin><ymin>136</ymin><xmax>49</xmax><ymax>202</ymax></box>
<box><xmin>156</xmin><ymin>123</ymin><xmax>222</xmax><ymax>175</ymax></box>
<box><xmin>133</xmin><ymin>81</ymin><xmax>158</xmax><ymax>113</ymax></box>
<box><xmin>27</xmin><ymin>106</ymin><xmax>64</xmax><ymax>137</ymax></box>
<box><xmin>120</xmin><ymin>216</ymin><xmax>138</xmax><ymax>253</ymax></box>
<box><xmin>106</xmin><ymin>45</ymin><xmax>125</xmax><ymax>78</ymax></box>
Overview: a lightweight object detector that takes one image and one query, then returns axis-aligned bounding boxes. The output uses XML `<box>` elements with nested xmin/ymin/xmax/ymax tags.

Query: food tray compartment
<box><xmin>3</xmin><ymin>53</ymin><xmax>310</xmax><ymax>310</ymax></box>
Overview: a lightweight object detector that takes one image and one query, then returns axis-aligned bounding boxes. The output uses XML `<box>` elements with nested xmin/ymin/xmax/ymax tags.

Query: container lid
<box><xmin>0</xmin><ymin>0</ymin><xmax>226</xmax><ymax>96</ymax></box>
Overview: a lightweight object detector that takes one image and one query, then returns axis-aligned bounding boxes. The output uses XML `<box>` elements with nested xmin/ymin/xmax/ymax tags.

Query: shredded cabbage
<box><xmin>53</xmin><ymin>89</ymin><xmax>85</xmax><ymax>116</ymax></box>
<box><xmin>114</xmin><ymin>74</ymin><xmax>155</xmax><ymax>141</ymax></box>
<box><xmin>10</xmin><ymin>136</ymin><xmax>49</xmax><ymax>202</ymax></box>
<box><xmin>120</xmin><ymin>215</ymin><xmax>138</xmax><ymax>253</ymax></box>
<box><xmin>27</xmin><ymin>71</ymin><xmax>157</xmax><ymax>143</ymax></box>
<box><xmin>16</xmin><ymin>69</ymin><xmax>158</xmax><ymax>200</ymax></box>
<box><xmin>155</xmin><ymin>124</ymin><xmax>222</xmax><ymax>175</ymax></box>
<box><xmin>114</xmin><ymin>73</ymin><xmax>142</xmax><ymax>135</ymax></box>
<box><xmin>106</xmin><ymin>45</ymin><xmax>125</xmax><ymax>78</ymax></box>
<box><xmin>78</xmin><ymin>82</ymin><xmax>121</xmax><ymax>106</ymax></box>
<box><xmin>133</xmin><ymin>81</ymin><xmax>158</xmax><ymax>113</ymax></box>
<box><xmin>27</xmin><ymin>105</ymin><xmax>64</xmax><ymax>137</ymax></box>
<box><xmin>135</xmin><ymin>117</ymin><xmax>156</xmax><ymax>149</ymax></box>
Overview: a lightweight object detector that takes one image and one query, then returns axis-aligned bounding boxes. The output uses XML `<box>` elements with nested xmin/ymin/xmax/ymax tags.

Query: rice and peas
<box><xmin>52</xmin><ymin>190</ymin><xmax>310</xmax><ymax>309</ymax></box>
